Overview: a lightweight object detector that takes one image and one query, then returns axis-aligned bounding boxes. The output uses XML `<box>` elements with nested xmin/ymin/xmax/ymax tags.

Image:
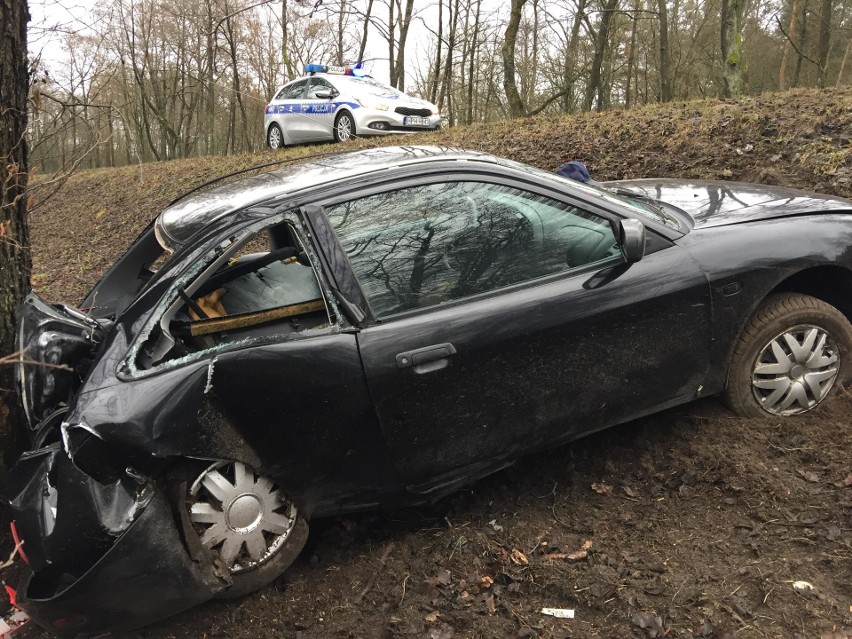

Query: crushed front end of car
<box><xmin>7</xmin><ymin>445</ymin><xmax>229</xmax><ymax>636</ymax></box>
<box><xmin>9</xmin><ymin>293</ymin><xmax>229</xmax><ymax>636</ymax></box>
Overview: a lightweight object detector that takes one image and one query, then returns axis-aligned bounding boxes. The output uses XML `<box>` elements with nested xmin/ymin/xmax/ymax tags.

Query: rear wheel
<box><xmin>187</xmin><ymin>461</ymin><xmax>308</xmax><ymax>599</ymax></box>
<box><xmin>267</xmin><ymin>124</ymin><xmax>284</xmax><ymax>150</ymax></box>
<box><xmin>333</xmin><ymin>111</ymin><xmax>355</xmax><ymax>142</ymax></box>
<box><xmin>723</xmin><ymin>293</ymin><xmax>852</xmax><ymax>417</ymax></box>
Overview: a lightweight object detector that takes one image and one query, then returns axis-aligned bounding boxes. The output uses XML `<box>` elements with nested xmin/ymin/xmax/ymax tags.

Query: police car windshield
<box><xmin>340</xmin><ymin>76</ymin><xmax>404</xmax><ymax>95</ymax></box>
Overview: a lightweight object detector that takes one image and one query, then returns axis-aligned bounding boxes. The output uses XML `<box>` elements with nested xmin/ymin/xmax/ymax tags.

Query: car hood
<box><xmin>611</xmin><ymin>179</ymin><xmax>852</xmax><ymax>228</ymax></box>
<box><xmin>17</xmin><ymin>292</ymin><xmax>106</xmax><ymax>428</ymax></box>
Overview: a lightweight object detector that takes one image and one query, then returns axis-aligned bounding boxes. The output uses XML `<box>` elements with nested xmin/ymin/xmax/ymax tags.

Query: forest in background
<box><xmin>27</xmin><ymin>0</ymin><xmax>852</xmax><ymax>174</ymax></box>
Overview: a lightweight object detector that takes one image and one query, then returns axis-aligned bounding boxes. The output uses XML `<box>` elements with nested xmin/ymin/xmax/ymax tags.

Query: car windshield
<box><xmin>498</xmin><ymin>158</ymin><xmax>681</xmax><ymax>230</ymax></box>
<box><xmin>341</xmin><ymin>76</ymin><xmax>405</xmax><ymax>96</ymax></box>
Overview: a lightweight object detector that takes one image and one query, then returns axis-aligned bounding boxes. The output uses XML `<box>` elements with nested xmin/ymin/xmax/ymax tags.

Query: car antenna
<box><xmin>166</xmin><ymin>150</ymin><xmax>344</xmax><ymax>208</ymax></box>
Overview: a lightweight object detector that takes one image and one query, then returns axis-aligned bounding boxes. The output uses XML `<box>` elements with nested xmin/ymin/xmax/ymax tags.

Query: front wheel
<box><xmin>723</xmin><ymin>293</ymin><xmax>852</xmax><ymax>417</ymax></box>
<box><xmin>187</xmin><ymin>461</ymin><xmax>308</xmax><ymax>599</ymax></box>
<box><xmin>333</xmin><ymin>111</ymin><xmax>355</xmax><ymax>143</ymax></box>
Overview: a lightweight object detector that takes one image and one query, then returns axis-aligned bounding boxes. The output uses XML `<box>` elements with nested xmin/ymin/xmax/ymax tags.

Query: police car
<box><xmin>264</xmin><ymin>64</ymin><xmax>442</xmax><ymax>148</ymax></box>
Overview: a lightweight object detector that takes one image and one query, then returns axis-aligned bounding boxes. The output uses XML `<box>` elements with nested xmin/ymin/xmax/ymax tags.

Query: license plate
<box><xmin>404</xmin><ymin>116</ymin><xmax>430</xmax><ymax>127</ymax></box>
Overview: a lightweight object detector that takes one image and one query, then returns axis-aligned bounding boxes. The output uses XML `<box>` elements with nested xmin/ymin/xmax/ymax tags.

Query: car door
<box><xmin>300</xmin><ymin>78</ymin><xmax>338</xmax><ymax>141</ymax></box>
<box><xmin>123</xmin><ymin>212</ymin><xmax>400</xmax><ymax>513</ymax></box>
<box><xmin>273</xmin><ymin>79</ymin><xmax>309</xmax><ymax>141</ymax></box>
<box><xmin>322</xmin><ymin>178</ymin><xmax>713</xmax><ymax>492</ymax></box>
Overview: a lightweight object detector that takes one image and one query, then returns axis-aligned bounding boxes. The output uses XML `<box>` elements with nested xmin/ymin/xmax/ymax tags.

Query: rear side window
<box><xmin>326</xmin><ymin>181</ymin><xmax>620</xmax><ymax>317</ymax></box>
<box><xmin>276</xmin><ymin>80</ymin><xmax>307</xmax><ymax>100</ymax></box>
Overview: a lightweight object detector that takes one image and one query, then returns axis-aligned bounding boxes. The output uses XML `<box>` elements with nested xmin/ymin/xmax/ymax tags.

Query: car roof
<box><xmin>156</xmin><ymin>146</ymin><xmax>494</xmax><ymax>250</ymax></box>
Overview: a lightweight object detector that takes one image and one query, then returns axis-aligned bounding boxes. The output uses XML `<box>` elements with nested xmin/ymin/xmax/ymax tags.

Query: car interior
<box><xmin>138</xmin><ymin>222</ymin><xmax>332</xmax><ymax>368</ymax></box>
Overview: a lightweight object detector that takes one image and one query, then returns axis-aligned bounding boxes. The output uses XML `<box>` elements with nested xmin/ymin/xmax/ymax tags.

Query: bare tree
<box><xmin>815</xmin><ymin>0</ymin><xmax>833</xmax><ymax>87</ymax></box>
<box><xmin>657</xmin><ymin>0</ymin><xmax>672</xmax><ymax>100</ymax></box>
<box><xmin>502</xmin><ymin>0</ymin><xmax>527</xmax><ymax>117</ymax></box>
<box><xmin>0</xmin><ymin>0</ymin><xmax>31</xmax><ymax>454</ymax></box>
<box><xmin>584</xmin><ymin>0</ymin><xmax>620</xmax><ymax>110</ymax></box>
<box><xmin>720</xmin><ymin>0</ymin><xmax>747</xmax><ymax>96</ymax></box>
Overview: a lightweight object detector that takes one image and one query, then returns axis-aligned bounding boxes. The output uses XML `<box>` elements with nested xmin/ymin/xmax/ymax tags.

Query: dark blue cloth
<box><xmin>556</xmin><ymin>160</ymin><xmax>591</xmax><ymax>182</ymax></box>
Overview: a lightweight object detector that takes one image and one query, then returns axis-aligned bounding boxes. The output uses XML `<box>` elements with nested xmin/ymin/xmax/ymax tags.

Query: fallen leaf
<box><xmin>632</xmin><ymin>613</ymin><xmax>665</xmax><ymax>638</ymax></box>
<box><xmin>424</xmin><ymin>611</ymin><xmax>440</xmax><ymax>623</ymax></box>
<box><xmin>510</xmin><ymin>549</ymin><xmax>529</xmax><ymax>566</ymax></box>
<box><xmin>797</xmin><ymin>469</ymin><xmax>820</xmax><ymax>483</ymax></box>
<box><xmin>480</xmin><ymin>575</ymin><xmax>494</xmax><ymax>588</ymax></box>
<box><xmin>592</xmin><ymin>482</ymin><xmax>613</xmax><ymax>495</ymax></box>
<box><xmin>623</xmin><ymin>486</ymin><xmax>637</xmax><ymax>498</ymax></box>
<box><xmin>844</xmin><ymin>473</ymin><xmax>852</xmax><ymax>487</ymax></box>
<box><xmin>484</xmin><ymin>592</ymin><xmax>496</xmax><ymax>613</ymax></box>
<box><xmin>545</xmin><ymin>540</ymin><xmax>593</xmax><ymax>562</ymax></box>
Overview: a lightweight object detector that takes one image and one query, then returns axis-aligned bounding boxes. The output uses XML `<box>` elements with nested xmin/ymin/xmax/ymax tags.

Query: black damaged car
<box><xmin>9</xmin><ymin>146</ymin><xmax>852</xmax><ymax>635</ymax></box>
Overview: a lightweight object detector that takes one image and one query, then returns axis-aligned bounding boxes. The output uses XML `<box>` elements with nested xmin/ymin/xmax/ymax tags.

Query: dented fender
<box><xmin>7</xmin><ymin>445</ymin><xmax>228</xmax><ymax>636</ymax></box>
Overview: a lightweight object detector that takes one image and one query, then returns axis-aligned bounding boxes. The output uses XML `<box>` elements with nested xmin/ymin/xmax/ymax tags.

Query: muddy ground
<box><xmin>7</xmin><ymin>88</ymin><xmax>852</xmax><ymax>638</ymax></box>
<box><xmin>129</xmin><ymin>395</ymin><xmax>851</xmax><ymax>639</ymax></box>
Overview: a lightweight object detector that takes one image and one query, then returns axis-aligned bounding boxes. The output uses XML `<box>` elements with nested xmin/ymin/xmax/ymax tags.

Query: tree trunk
<box><xmin>466</xmin><ymin>0</ymin><xmax>482</xmax><ymax>124</ymax></box>
<box><xmin>438</xmin><ymin>0</ymin><xmax>459</xmax><ymax>120</ymax></box>
<box><xmin>658</xmin><ymin>0</ymin><xmax>673</xmax><ymax>101</ymax></box>
<box><xmin>791</xmin><ymin>0</ymin><xmax>807</xmax><ymax>88</ymax></box>
<box><xmin>0</xmin><ymin>0</ymin><xmax>32</xmax><ymax>459</ymax></box>
<box><xmin>584</xmin><ymin>0</ymin><xmax>619</xmax><ymax>111</ymax></box>
<box><xmin>358</xmin><ymin>0</ymin><xmax>373</xmax><ymax>61</ymax></box>
<box><xmin>778</xmin><ymin>0</ymin><xmax>801</xmax><ymax>90</ymax></box>
<box><xmin>625</xmin><ymin>0</ymin><xmax>639</xmax><ymax>107</ymax></box>
<box><xmin>815</xmin><ymin>0</ymin><xmax>832</xmax><ymax>87</ymax></box>
<box><xmin>837</xmin><ymin>40</ymin><xmax>852</xmax><ymax>87</ymax></box>
<box><xmin>720</xmin><ymin>0</ymin><xmax>746</xmax><ymax>97</ymax></box>
<box><xmin>563</xmin><ymin>0</ymin><xmax>587</xmax><ymax>112</ymax></box>
<box><xmin>387</xmin><ymin>0</ymin><xmax>396</xmax><ymax>87</ymax></box>
<box><xmin>429</xmin><ymin>0</ymin><xmax>443</xmax><ymax>104</ymax></box>
<box><xmin>393</xmin><ymin>0</ymin><xmax>415</xmax><ymax>91</ymax></box>
<box><xmin>502</xmin><ymin>0</ymin><xmax>527</xmax><ymax>118</ymax></box>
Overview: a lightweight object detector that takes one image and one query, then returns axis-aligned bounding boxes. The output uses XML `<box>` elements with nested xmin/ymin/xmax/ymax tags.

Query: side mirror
<box><xmin>315</xmin><ymin>91</ymin><xmax>335</xmax><ymax>100</ymax></box>
<box><xmin>619</xmin><ymin>218</ymin><xmax>646</xmax><ymax>264</ymax></box>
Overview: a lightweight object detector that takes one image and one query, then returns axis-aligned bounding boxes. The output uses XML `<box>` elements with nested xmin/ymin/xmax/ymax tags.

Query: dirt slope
<box><xmin>29</xmin><ymin>87</ymin><xmax>852</xmax><ymax>305</ymax></box>
<box><xmin>19</xmin><ymin>88</ymin><xmax>852</xmax><ymax>639</ymax></box>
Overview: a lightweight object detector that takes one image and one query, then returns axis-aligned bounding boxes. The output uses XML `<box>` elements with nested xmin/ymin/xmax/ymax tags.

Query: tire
<box><xmin>186</xmin><ymin>461</ymin><xmax>309</xmax><ymax>599</ymax></box>
<box><xmin>267</xmin><ymin>123</ymin><xmax>284</xmax><ymax>150</ymax></box>
<box><xmin>333</xmin><ymin>111</ymin><xmax>355</xmax><ymax>143</ymax></box>
<box><xmin>723</xmin><ymin>293</ymin><xmax>852</xmax><ymax>417</ymax></box>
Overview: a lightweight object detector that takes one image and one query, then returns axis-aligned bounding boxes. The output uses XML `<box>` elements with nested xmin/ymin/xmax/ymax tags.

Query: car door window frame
<box><xmin>120</xmin><ymin>208</ymin><xmax>346</xmax><ymax>379</ymax></box>
<box><xmin>306</xmin><ymin>78</ymin><xmax>337</xmax><ymax>99</ymax></box>
<box><xmin>277</xmin><ymin>80</ymin><xmax>308</xmax><ymax>101</ymax></box>
<box><xmin>307</xmin><ymin>170</ymin><xmax>666</xmax><ymax>323</ymax></box>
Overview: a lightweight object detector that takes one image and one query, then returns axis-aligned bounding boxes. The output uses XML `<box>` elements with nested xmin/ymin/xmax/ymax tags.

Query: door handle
<box><xmin>396</xmin><ymin>343</ymin><xmax>457</xmax><ymax>373</ymax></box>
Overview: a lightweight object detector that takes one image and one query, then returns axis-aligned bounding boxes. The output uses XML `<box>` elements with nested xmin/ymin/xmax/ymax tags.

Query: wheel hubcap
<box><xmin>269</xmin><ymin>128</ymin><xmax>281</xmax><ymax>148</ymax></box>
<box><xmin>189</xmin><ymin>461</ymin><xmax>296</xmax><ymax>573</ymax></box>
<box><xmin>751</xmin><ymin>324</ymin><xmax>840</xmax><ymax>415</ymax></box>
<box><xmin>338</xmin><ymin>117</ymin><xmax>352</xmax><ymax>140</ymax></box>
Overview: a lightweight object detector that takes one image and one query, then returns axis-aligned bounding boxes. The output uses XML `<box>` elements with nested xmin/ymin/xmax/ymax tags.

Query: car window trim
<box><xmin>119</xmin><ymin>210</ymin><xmax>344</xmax><ymax>380</ymax></box>
<box><xmin>306</xmin><ymin>171</ymin><xmax>666</xmax><ymax>324</ymax></box>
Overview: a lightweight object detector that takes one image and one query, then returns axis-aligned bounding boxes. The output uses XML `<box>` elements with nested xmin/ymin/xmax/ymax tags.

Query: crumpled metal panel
<box><xmin>17</xmin><ymin>293</ymin><xmax>104</xmax><ymax>429</ymax></box>
<box><xmin>15</xmin><ymin>488</ymin><xmax>227</xmax><ymax>637</ymax></box>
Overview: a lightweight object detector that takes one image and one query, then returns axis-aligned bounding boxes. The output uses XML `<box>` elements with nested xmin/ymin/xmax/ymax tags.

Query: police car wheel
<box><xmin>267</xmin><ymin>124</ymin><xmax>284</xmax><ymax>150</ymax></box>
<box><xmin>334</xmin><ymin>112</ymin><xmax>355</xmax><ymax>143</ymax></box>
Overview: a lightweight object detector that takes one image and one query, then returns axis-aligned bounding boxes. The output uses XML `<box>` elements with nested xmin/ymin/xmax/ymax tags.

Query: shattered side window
<box><xmin>137</xmin><ymin>221</ymin><xmax>333</xmax><ymax>369</ymax></box>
